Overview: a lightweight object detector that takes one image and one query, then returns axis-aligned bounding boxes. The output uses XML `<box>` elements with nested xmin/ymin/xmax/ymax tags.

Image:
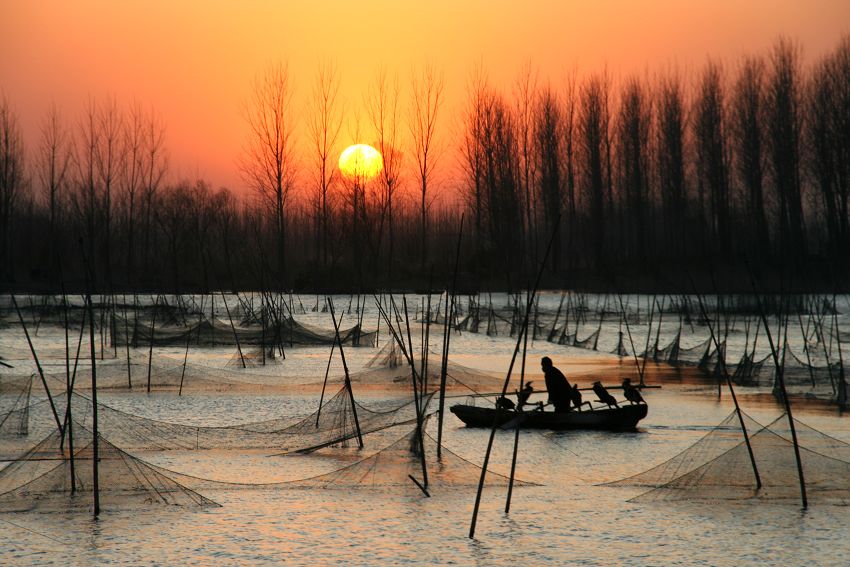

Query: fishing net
<box><xmin>365</xmin><ymin>341</ymin><xmax>404</xmax><ymax>368</ymax></box>
<box><xmin>112</xmin><ymin>315</ymin><xmax>376</xmax><ymax>348</ymax></box>
<box><xmin>7</xmin><ymin>387</ymin><xmax>423</xmax><ymax>456</ymax></box>
<box><xmin>654</xmin><ymin>332</ymin><xmax>681</xmax><ymax>364</ymax></box>
<box><xmin>611</xmin><ymin>332</ymin><xmax>629</xmax><ymax>356</ymax></box>
<box><xmin>282</xmin><ymin>426</ymin><xmax>537</xmax><ymax>489</ymax></box>
<box><xmin>453</xmin><ymin>313</ymin><xmax>471</xmax><ymax>332</ymax></box>
<box><xmin>729</xmin><ymin>353</ymin><xmax>772</xmax><ymax>387</ymax></box>
<box><xmin>670</xmin><ymin>337</ymin><xmax>713</xmax><ymax>366</ymax></box>
<box><xmin>224</xmin><ymin>346</ymin><xmax>283</xmax><ymax>368</ymax></box>
<box><xmin>355</xmin><ymin>341</ymin><xmax>506</xmax><ymax>394</ymax></box>
<box><xmin>0</xmin><ymin>424</ymin><xmax>219</xmax><ymax>512</ymax></box>
<box><xmin>615</xmin><ymin>412</ymin><xmax>850</xmax><ymax>505</ymax></box>
<box><xmin>547</xmin><ymin>326</ymin><xmax>599</xmax><ymax>351</ymax></box>
<box><xmin>148</xmin><ymin>423</ymin><xmax>538</xmax><ymax>492</ymax></box>
<box><xmin>724</xmin><ymin>349</ymin><xmax>843</xmax><ymax>398</ymax></box>
<box><xmin>604</xmin><ymin>411</ymin><xmax>761</xmax><ymax>488</ymax></box>
<box><xmin>467</xmin><ymin>311</ymin><xmax>481</xmax><ymax>333</ymax></box>
<box><xmin>0</xmin><ymin>375</ymin><xmax>32</xmax><ymax>436</ymax></box>
<box><xmin>782</xmin><ymin>349</ymin><xmax>841</xmax><ymax>388</ymax></box>
<box><xmin>556</xmin><ymin>330</ymin><xmax>576</xmax><ymax>346</ymax></box>
<box><xmin>29</xmin><ymin>359</ymin><xmax>292</xmax><ymax>394</ymax></box>
<box><xmin>573</xmin><ymin>328</ymin><xmax>600</xmax><ymax>351</ymax></box>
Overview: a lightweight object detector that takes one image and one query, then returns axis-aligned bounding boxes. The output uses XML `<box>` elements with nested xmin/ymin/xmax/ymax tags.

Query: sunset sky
<box><xmin>3</xmin><ymin>1</ymin><xmax>849</xmax><ymax>200</ymax></box>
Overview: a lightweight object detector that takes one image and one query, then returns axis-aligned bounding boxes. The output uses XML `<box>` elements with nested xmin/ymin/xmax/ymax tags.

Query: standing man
<box><xmin>541</xmin><ymin>356</ymin><xmax>571</xmax><ymax>412</ymax></box>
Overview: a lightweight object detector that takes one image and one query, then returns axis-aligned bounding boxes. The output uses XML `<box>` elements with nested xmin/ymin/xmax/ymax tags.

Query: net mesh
<box><xmin>225</xmin><ymin>346</ymin><xmax>283</xmax><ymax>368</ymax></box>
<box><xmin>0</xmin><ymin>375</ymin><xmax>32</xmax><ymax>436</ymax></box>
<box><xmin>148</xmin><ymin>423</ymin><xmax>538</xmax><ymax>492</ymax></box>
<box><xmin>6</xmin><ymin>387</ymin><xmax>424</xmax><ymax>455</ymax></box>
<box><xmin>610</xmin><ymin>412</ymin><xmax>850</xmax><ymax>505</ymax></box>
<box><xmin>604</xmin><ymin>411</ymin><xmax>760</xmax><ymax>488</ymax></box>
<box><xmin>112</xmin><ymin>315</ymin><xmax>376</xmax><ymax>348</ymax></box>
<box><xmin>0</xmin><ymin>424</ymin><xmax>219</xmax><ymax>512</ymax></box>
<box><xmin>365</xmin><ymin>341</ymin><xmax>404</xmax><ymax>368</ymax></box>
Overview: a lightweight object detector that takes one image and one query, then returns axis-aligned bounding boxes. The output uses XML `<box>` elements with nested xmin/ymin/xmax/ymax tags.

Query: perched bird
<box><xmin>517</xmin><ymin>382</ymin><xmax>534</xmax><ymax>408</ymax></box>
<box><xmin>592</xmin><ymin>381</ymin><xmax>619</xmax><ymax>408</ymax></box>
<box><xmin>569</xmin><ymin>384</ymin><xmax>590</xmax><ymax>411</ymax></box>
<box><xmin>622</xmin><ymin>378</ymin><xmax>645</xmax><ymax>405</ymax></box>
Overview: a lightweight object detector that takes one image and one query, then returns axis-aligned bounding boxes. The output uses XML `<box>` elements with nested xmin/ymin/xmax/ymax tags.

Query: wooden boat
<box><xmin>449</xmin><ymin>402</ymin><xmax>648</xmax><ymax>431</ymax></box>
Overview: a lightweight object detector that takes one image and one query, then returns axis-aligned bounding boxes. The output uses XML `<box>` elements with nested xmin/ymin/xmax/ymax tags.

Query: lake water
<box><xmin>1</xmin><ymin>293</ymin><xmax>849</xmax><ymax>566</ymax></box>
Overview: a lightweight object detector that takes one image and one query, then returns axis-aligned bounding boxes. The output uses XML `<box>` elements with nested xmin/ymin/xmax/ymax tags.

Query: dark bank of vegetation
<box><xmin>1</xmin><ymin>36</ymin><xmax>850</xmax><ymax>294</ymax></box>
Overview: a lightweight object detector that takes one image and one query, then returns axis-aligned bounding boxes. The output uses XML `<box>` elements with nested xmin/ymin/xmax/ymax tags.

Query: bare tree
<box><xmin>241</xmin><ymin>61</ymin><xmax>296</xmax><ymax>280</ymax></box>
<box><xmin>514</xmin><ymin>61</ymin><xmax>539</xmax><ymax>256</ymax></box>
<box><xmin>409</xmin><ymin>64</ymin><xmax>444</xmax><ymax>272</ymax></box>
<box><xmin>578</xmin><ymin>73</ymin><xmax>612</xmax><ymax>269</ymax></box>
<box><xmin>655</xmin><ymin>70</ymin><xmax>687</xmax><ymax>256</ymax></box>
<box><xmin>562</xmin><ymin>70</ymin><xmax>579</xmax><ymax>265</ymax></box>
<box><xmin>141</xmin><ymin>108</ymin><xmax>167</xmax><ymax>273</ymax></box>
<box><xmin>35</xmin><ymin>102</ymin><xmax>72</xmax><ymax>251</ymax></box>
<box><xmin>533</xmin><ymin>84</ymin><xmax>564</xmax><ymax>270</ymax></box>
<box><xmin>0</xmin><ymin>95</ymin><xmax>25</xmax><ymax>282</ymax></box>
<box><xmin>483</xmin><ymin>96</ymin><xmax>522</xmax><ymax>268</ymax></box>
<box><xmin>95</xmin><ymin>96</ymin><xmax>124</xmax><ymax>287</ymax></box>
<box><xmin>616</xmin><ymin>77</ymin><xmax>652</xmax><ymax>260</ymax></box>
<box><xmin>806</xmin><ymin>35</ymin><xmax>850</xmax><ymax>257</ymax></box>
<box><xmin>730</xmin><ymin>55</ymin><xmax>770</xmax><ymax>258</ymax></box>
<box><xmin>460</xmin><ymin>66</ymin><xmax>489</xmax><ymax>255</ymax></box>
<box><xmin>693</xmin><ymin>61</ymin><xmax>731</xmax><ymax>256</ymax></box>
<box><xmin>366</xmin><ymin>68</ymin><xmax>403</xmax><ymax>275</ymax></box>
<box><xmin>307</xmin><ymin>61</ymin><xmax>343</xmax><ymax>268</ymax></box>
<box><xmin>73</xmin><ymin>97</ymin><xmax>101</xmax><ymax>274</ymax></box>
<box><xmin>121</xmin><ymin>102</ymin><xmax>145</xmax><ymax>280</ymax></box>
<box><xmin>765</xmin><ymin>37</ymin><xmax>806</xmax><ymax>261</ymax></box>
<box><xmin>340</xmin><ymin>112</ymin><xmax>371</xmax><ymax>280</ymax></box>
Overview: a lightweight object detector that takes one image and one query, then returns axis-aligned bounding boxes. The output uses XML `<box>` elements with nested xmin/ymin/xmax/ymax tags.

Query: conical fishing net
<box><xmin>604</xmin><ymin>411</ymin><xmax>762</xmax><ymax>488</ymax></box>
<box><xmin>613</xmin><ymin>412</ymin><xmax>850</xmax><ymax>505</ymax></box>
<box><xmin>0</xmin><ymin>424</ymin><xmax>219</xmax><ymax>512</ymax></box>
<box><xmin>0</xmin><ymin>375</ymin><xmax>32</xmax><ymax>436</ymax></box>
<box><xmin>112</xmin><ymin>315</ymin><xmax>376</xmax><ymax>348</ymax></box>
<box><xmin>365</xmin><ymin>341</ymin><xmax>404</xmax><ymax>368</ymax></box>
<box><xmin>3</xmin><ymin>387</ymin><xmax>423</xmax><ymax>456</ymax></box>
<box><xmin>148</xmin><ymin>423</ymin><xmax>538</xmax><ymax>492</ymax></box>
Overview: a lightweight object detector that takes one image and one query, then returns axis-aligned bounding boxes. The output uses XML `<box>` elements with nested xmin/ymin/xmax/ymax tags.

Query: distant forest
<box><xmin>1</xmin><ymin>36</ymin><xmax>849</xmax><ymax>293</ymax></box>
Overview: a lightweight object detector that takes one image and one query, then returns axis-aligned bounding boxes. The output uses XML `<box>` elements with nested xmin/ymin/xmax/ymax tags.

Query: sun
<box><xmin>338</xmin><ymin>144</ymin><xmax>383</xmax><ymax>181</ymax></box>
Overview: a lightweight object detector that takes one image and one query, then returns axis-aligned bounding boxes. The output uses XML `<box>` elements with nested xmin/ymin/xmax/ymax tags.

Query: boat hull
<box><xmin>449</xmin><ymin>403</ymin><xmax>648</xmax><ymax>431</ymax></box>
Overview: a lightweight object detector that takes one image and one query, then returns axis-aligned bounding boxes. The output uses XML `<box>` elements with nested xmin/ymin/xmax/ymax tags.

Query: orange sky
<box><xmin>2</xmin><ymin>1</ymin><xmax>849</xmax><ymax>201</ymax></box>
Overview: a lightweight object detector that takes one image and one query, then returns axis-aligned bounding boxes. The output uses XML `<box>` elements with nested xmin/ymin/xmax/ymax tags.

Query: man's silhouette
<box><xmin>541</xmin><ymin>356</ymin><xmax>571</xmax><ymax>412</ymax></box>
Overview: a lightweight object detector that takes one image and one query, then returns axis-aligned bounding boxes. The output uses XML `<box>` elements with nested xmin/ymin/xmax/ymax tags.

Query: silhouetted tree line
<box><xmin>460</xmin><ymin>36</ymin><xmax>850</xmax><ymax>290</ymax></box>
<box><xmin>2</xmin><ymin>36</ymin><xmax>850</xmax><ymax>293</ymax></box>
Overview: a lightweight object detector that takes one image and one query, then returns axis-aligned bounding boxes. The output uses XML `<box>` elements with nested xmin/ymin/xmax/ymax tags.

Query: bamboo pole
<box><xmin>58</xmin><ymin>263</ymin><xmax>75</xmax><ymax>493</ymax></box>
<box><xmin>505</xmin><ymin>289</ymin><xmax>531</xmax><ymax>514</ymax></box>
<box><xmin>421</xmin><ymin>287</ymin><xmax>432</xmax><ymax>400</ymax></box>
<box><xmin>746</xmin><ymin>263</ymin><xmax>806</xmax><ymax>508</ymax></box>
<box><xmin>617</xmin><ymin>293</ymin><xmax>646</xmax><ymax>386</ymax></box>
<box><xmin>220</xmin><ymin>290</ymin><xmax>245</xmax><ymax>369</ymax></box>
<box><xmin>316</xmin><ymin>310</ymin><xmax>344</xmax><ymax>427</ymax></box>
<box><xmin>80</xmin><ymin>239</ymin><xmax>100</xmax><ymax>517</ymax></box>
<box><xmin>374</xmin><ymin>295</ymin><xmax>429</xmax><ymax>489</ymax></box>
<box><xmin>437</xmin><ymin>216</ymin><xmax>463</xmax><ymax>459</ymax></box>
<box><xmin>146</xmin><ymin>294</ymin><xmax>159</xmax><ymax>393</ymax></box>
<box><xmin>60</xmin><ymin>295</ymin><xmax>87</xmax><ymax>443</ymax></box>
<box><xmin>12</xmin><ymin>295</ymin><xmax>62</xmax><ymax>434</ymax></box>
<box><xmin>690</xmin><ymin>280</ymin><xmax>761</xmax><ymax>489</ymax></box>
<box><xmin>179</xmin><ymin>295</ymin><xmax>204</xmax><ymax>396</ymax></box>
<box><xmin>469</xmin><ymin>216</ymin><xmax>559</xmax><ymax>540</ymax></box>
<box><xmin>403</xmin><ymin>297</ymin><xmax>429</xmax><ymax>489</ymax></box>
<box><xmin>328</xmin><ymin>298</ymin><xmax>363</xmax><ymax>449</ymax></box>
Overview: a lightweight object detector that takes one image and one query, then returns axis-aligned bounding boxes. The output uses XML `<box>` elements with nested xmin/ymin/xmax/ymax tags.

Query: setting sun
<box><xmin>338</xmin><ymin>144</ymin><xmax>383</xmax><ymax>181</ymax></box>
